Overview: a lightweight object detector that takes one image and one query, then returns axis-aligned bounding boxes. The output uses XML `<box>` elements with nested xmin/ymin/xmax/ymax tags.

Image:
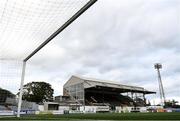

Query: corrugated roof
<box><xmin>72</xmin><ymin>75</ymin><xmax>155</xmax><ymax>94</ymax></box>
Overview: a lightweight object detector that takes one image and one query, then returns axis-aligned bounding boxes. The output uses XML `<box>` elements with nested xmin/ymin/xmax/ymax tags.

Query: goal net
<box><xmin>0</xmin><ymin>59</ymin><xmax>22</xmax><ymax>115</ymax></box>
<box><xmin>0</xmin><ymin>0</ymin><xmax>96</xmax><ymax>117</ymax></box>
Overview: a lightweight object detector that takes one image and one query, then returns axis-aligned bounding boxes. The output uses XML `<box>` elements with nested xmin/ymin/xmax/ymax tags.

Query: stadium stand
<box><xmin>63</xmin><ymin>75</ymin><xmax>156</xmax><ymax>109</ymax></box>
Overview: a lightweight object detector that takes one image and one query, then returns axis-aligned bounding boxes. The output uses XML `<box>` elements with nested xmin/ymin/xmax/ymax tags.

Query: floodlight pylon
<box><xmin>154</xmin><ymin>63</ymin><xmax>166</xmax><ymax>106</ymax></box>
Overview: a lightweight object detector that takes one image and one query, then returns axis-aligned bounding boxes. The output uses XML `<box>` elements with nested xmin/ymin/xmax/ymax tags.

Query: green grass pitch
<box><xmin>0</xmin><ymin>112</ymin><xmax>180</xmax><ymax>120</ymax></box>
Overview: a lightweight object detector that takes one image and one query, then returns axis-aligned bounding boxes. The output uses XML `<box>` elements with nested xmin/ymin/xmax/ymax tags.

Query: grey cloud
<box><xmin>22</xmin><ymin>0</ymin><xmax>180</xmax><ymax>102</ymax></box>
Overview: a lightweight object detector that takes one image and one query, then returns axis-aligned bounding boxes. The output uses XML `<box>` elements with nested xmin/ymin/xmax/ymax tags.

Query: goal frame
<box><xmin>17</xmin><ymin>0</ymin><xmax>97</xmax><ymax>117</ymax></box>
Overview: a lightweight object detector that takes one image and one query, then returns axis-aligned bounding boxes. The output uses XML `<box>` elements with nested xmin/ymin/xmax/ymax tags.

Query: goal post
<box><xmin>17</xmin><ymin>0</ymin><xmax>97</xmax><ymax>117</ymax></box>
<box><xmin>17</xmin><ymin>61</ymin><xmax>26</xmax><ymax>117</ymax></box>
<box><xmin>0</xmin><ymin>0</ymin><xmax>97</xmax><ymax>117</ymax></box>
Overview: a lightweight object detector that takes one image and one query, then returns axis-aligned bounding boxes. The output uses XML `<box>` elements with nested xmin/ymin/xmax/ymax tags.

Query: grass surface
<box><xmin>0</xmin><ymin>112</ymin><xmax>180</xmax><ymax>120</ymax></box>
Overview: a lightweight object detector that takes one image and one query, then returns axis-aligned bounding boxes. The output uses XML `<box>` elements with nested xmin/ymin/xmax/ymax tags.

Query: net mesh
<box><xmin>0</xmin><ymin>59</ymin><xmax>22</xmax><ymax>109</ymax></box>
<box><xmin>0</xmin><ymin>0</ymin><xmax>89</xmax><ymax>60</ymax></box>
<box><xmin>0</xmin><ymin>0</ymin><xmax>92</xmax><ymax>115</ymax></box>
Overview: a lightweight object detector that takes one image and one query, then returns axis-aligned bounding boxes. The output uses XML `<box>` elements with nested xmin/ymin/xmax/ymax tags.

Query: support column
<box><xmin>143</xmin><ymin>93</ymin><xmax>146</xmax><ymax>106</ymax></box>
<box><xmin>17</xmin><ymin>61</ymin><xmax>26</xmax><ymax>117</ymax></box>
<box><xmin>131</xmin><ymin>92</ymin><xmax>134</xmax><ymax>100</ymax></box>
<box><xmin>83</xmin><ymin>83</ymin><xmax>85</xmax><ymax>113</ymax></box>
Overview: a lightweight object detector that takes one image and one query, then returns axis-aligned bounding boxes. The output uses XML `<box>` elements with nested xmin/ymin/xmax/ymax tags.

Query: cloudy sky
<box><xmin>0</xmin><ymin>0</ymin><xmax>180</xmax><ymax>105</ymax></box>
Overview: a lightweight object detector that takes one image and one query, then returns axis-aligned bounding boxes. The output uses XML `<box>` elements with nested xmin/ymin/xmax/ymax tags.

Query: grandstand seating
<box><xmin>134</xmin><ymin>97</ymin><xmax>145</xmax><ymax>106</ymax></box>
<box><xmin>85</xmin><ymin>92</ymin><xmax>138</xmax><ymax>107</ymax></box>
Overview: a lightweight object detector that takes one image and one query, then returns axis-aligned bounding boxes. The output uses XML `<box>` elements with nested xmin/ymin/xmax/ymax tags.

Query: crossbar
<box><xmin>24</xmin><ymin>0</ymin><xmax>97</xmax><ymax>62</ymax></box>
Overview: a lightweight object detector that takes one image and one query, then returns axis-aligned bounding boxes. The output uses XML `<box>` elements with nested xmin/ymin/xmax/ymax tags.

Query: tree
<box><xmin>165</xmin><ymin>99</ymin><xmax>180</xmax><ymax>108</ymax></box>
<box><xmin>20</xmin><ymin>82</ymin><xmax>54</xmax><ymax>103</ymax></box>
<box><xmin>0</xmin><ymin>88</ymin><xmax>15</xmax><ymax>104</ymax></box>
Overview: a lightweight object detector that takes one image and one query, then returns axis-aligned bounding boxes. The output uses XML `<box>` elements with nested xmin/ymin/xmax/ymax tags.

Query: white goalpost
<box><xmin>0</xmin><ymin>0</ymin><xmax>97</xmax><ymax>117</ymax></box>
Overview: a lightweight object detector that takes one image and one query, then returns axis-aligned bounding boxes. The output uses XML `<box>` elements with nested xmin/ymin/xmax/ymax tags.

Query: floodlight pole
<box><xmin>17</xmin><ymin>0</ymin><xmax>97</xmax><ymax>117</ymax></box>
<box><xmin>154</xmin><ymin>63</ymin><xmax>166</xmax><ymax>106</ymax></box>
